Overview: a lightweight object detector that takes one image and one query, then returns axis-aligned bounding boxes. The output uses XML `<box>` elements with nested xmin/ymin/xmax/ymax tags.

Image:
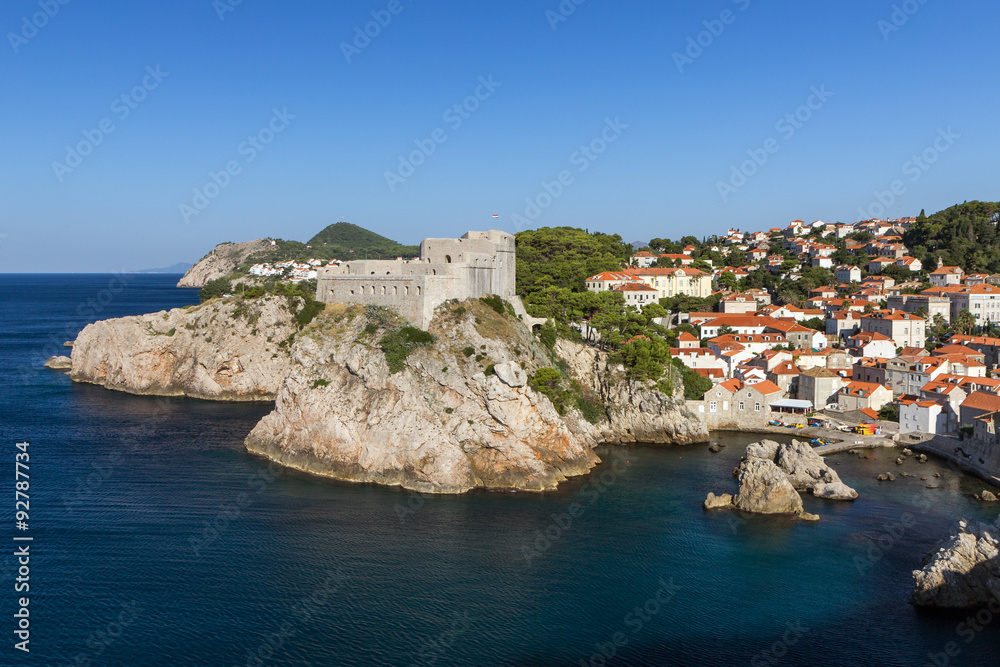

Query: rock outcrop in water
<box><xmin>704</xmin><ymin>439</ymin><xmax>858</xmax><ymax>520</ymax></box>
<box><xmin>733</xmin><ymin>458</ymin><xmax>814</xmax><ymax>518</ymax></box>
<box><xmin>44</xmin><ymin>356</ymin><xmax>72</xmax><ymax>370</ymax></box>
<box><xmin>70</xmin><ymin>295</ymin><xmax>708</xmax><ymax>492</ymax></box>
<box><xmin>247</xmin><ymin>300</ymin><xmax>706</xmax><ymax>492</ymax></box>
<box><xmin>912</xmin><ymin>517</ymin><xmax>1000</xmax><ymax>608</ymax></box>
<box><xmin>70</xmin><ymin>296</ymin><xmax>299</xmax><ymax>401</ymax></box>
<box><xmin>176</xmin><ymin>239</ymin><xmax>275</xmax><ymax>288</ymax></box>
<box><xmin>743</xmin><ymin>439</ymin><xmax>857</xmax><ymax>500</ymax></box>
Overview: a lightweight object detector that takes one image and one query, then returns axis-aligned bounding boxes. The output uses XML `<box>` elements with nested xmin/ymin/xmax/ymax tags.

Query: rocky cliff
<box><xmin>245</xmin><ymin>300</ymin><xmax>707</xmax><ymax>492</ymax></box>
<box><xmin>912</xmin><ymin>517</ymin><xmax>1000</xmax><ymax>608</ymax></box>
<box><xmin>70</xmin><ymin>296</ymin><xmax>299</xmax><ymax>401</ymax></box>
<box><xmin>177</xmin><ymin>239</ymin><xmax>275</xmax><ymax>288</ymax></box>
<box><xmin>69</xmin><ymin>295</ymin><xmax>709</xmax><ymax>493</ymax></box>
<box><xmin>554</xmin><ymin>339</ymin><xmax>709</xmax><ymax>445</ymax></box>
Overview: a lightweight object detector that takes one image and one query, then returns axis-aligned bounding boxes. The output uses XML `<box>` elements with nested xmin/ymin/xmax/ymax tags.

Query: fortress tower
<box><xmin>316</xmin><ymin>230</ymin><xmax>516</xmax><ymax>329</ymax></box>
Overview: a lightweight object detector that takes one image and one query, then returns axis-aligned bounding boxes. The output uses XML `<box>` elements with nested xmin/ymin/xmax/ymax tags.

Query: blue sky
<box><xmin>1</xmin><ymin>0</ymin><xmax>998</xmax><ymax>271</ymax></box>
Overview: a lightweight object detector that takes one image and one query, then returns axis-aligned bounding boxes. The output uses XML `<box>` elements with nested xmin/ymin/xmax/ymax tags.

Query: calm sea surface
<box><xmin>1</xmin><ymin>274</ymin><xmax>999</xmax><ymax>666</ymax></box>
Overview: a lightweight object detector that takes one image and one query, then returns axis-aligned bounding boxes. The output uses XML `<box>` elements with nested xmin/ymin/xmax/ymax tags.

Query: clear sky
<box><xmin>1</xmin><ymin>0</ymin><xmax>998</xmax><ymax>271</ymax></box>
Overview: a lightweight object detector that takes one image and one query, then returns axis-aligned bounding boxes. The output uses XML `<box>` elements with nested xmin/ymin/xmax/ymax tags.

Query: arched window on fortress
<box><xmin>393</xmin><ymin>286</ymin><xmax>398</xmax><ymax>295</ymax></box>
<box><xmin>445</xmin><ymin>255</ymin><xmax>452</xmax><ymax>263</ymax></box>
<box><xmin>417</xmin><ymin>286</ymin><xmax>422</xmax><ymax>295</ymax></box>
<box><xmin>381</xmin><ymin>286</ymin><xmax>386</xmax><ymax>295</ymax></box>
<box><xmin>432</xmin><ymin>269</ymin><xmax>436</xmax><ymax>275</ymax></box>
<box><xmin>405</xmin><ymin>286</ymin><xmax>409</xmax><ymax>296</ymax></box>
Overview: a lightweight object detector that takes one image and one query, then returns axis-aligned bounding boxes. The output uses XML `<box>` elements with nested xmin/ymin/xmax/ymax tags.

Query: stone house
<box><xmin>797</xmin><ymin>367</ymin><xmax>844</xmax><ymax>410</ymax></box>
<box><xmin>836</xmin><ymin>381</ymin><xmax>893</xmax><ymax>412</ymax></box>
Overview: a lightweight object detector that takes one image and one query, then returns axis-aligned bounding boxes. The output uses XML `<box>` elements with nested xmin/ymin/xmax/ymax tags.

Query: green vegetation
<box><xmin>480</xmin><ymin>294</ymin><xmax>514</xmax><ymax>317</ymax></box>
<box><xmin>877</xmin><ymin>404</ymin><xmax>899</xmax><ymax>422</ymax></box>
<box><xmin>307</xmin><ymin>222</ymin><xmax>420</xmax><ymax>260</ymax></box>
<box><xmin>903</xmin><ymin>201</ymin><xmax>1000</xmax><ymax>273</ymax></box>
<box><xmin>199</xmin><ymin>277</ymin><xmax>232</xmax><ymax>302</ymax></box>
<box><xmin>462</xmin><ymin>346</ymin><xmax>475</xmax><ymax>357</ymax></box>
<box><xmin>311</xmin><ymin>379</ymin><xmax>330</xmax><ymax>389</ymax></box>
<box><xmin>379</xmin><ymin>326</ymin><xmax>435</xmax><ymax>374</ymax></box>
<box><xmin>610</xmin><ymin>335</ymin><xmax>671</xmax><ymax>383</ymax></box>
<box><xmin>529</xmin><ymin>367</ymin><xmax>605</xmax><ymax>423</ymax></box>
<box><xmin>802</xmin><ymin>317</ymin><xmax>826</xmax><ymax>332</ymax></box>
<box><xmin>295</xmin><ymin>300</ymin><xmax>325</xmax><ymax>329</ymax></box>
<box><xmin>673</xmin><ymin>358</ymin><xmax>713</xmax><ymax>400</ymax></box>
<box><xmin>516</xmin><ymin>226</ymin><xmax>632</xmax><ymax>302</ymax></box>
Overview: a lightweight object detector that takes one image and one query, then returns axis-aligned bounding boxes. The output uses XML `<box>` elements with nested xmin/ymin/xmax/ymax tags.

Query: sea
<box><xmin>2</xmin><ymin>274</ymin><xmax>999</xmax><ymax>666</ymax></box>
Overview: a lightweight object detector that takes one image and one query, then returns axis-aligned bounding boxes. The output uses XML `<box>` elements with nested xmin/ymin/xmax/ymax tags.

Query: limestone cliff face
<box><xmin>177</xmin><ymin>239</ymin><xmax>275</xmax><ymax>288</ymax></box>
<box><xmin>913</xmin><ymin>517</ymin><xmax>1000</xmax><ymax>608</ymax></box>
<box><xmin>70</xmin><ymin>294</ymin><xmax>710</xmax><ymax>493</ymax></box>
<box><xmin>245</xmin><ymin>302</ymin><xmax>603</xmax><ymax>493</ymax></box>
<box><xmin>70</xmin><ymin>297</ymin><xmax>298</xmax><ymax>401</ymax></box>
<box><xmin>554</xmin><ymin>339</ymin><xmax>709</xmax><ymax>445</ymax></box>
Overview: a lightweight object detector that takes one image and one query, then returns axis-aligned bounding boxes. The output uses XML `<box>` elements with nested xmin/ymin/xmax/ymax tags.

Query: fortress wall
<box><xmin>318</xmin><ymin>230</ymin><xmax>517</xmax><ymax>328</ymax></box>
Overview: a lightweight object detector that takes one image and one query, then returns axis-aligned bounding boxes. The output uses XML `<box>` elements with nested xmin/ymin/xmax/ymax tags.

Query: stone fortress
<box><xmin>316</xmin><ymin>230</ymin><xmax>516</xmax><ymax>329</ymax></box>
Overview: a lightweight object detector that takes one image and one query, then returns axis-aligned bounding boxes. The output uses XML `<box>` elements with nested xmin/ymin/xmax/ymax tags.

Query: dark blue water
<box><xmin>2</xmin><ymin>274</ymin><xmax>1000</xmax><ymax>666</ymax></box>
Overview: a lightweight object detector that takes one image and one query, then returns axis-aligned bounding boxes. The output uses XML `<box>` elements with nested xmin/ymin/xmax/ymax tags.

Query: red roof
<box><xmin>960</xmin><ymin>391</ymin><xmax>1000</xmax><ymax>413</ymax></box>
<box><xmin>752</xmin><ymin>380</ymin><xmax>783</xmax><ymax>395</ymax></box>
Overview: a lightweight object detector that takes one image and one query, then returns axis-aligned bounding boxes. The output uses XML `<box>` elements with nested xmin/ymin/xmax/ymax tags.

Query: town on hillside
<box><xmin>583</xmin><ymin>216</ymin><xmax>1000</xmax><ymax>450</ymax></box>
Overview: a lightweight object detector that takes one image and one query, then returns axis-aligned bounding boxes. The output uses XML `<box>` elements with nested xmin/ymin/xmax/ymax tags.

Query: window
<box><xmin>739</xmin><ymin>402</ymin><xmax>745</xmax><ymax>411</ymax></box>
<box><xmin>709</xmin><ymin>401</ymin><xmax>717</xmax><ymax>413</ymax></box>
<box><xmin>755</xmin><ymin>403</ymin><xmax>761</xmax><ymax>412</ymax></box>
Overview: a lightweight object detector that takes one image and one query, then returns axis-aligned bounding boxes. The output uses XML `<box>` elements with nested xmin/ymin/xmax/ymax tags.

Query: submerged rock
<box><xmin>913</xmin><ymin>518</ymin><xmax>1000</xmax><ymax>608</ymax></box>
<box><xmin>877</xmin><ymin>472</ymin><xmax>896</xmax><ymax>482</ymax></box>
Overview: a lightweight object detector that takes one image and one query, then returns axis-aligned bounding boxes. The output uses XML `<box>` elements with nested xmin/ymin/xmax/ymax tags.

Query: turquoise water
<box><xmin>2</xmin><ymin>274</ymin><xmax>999</xmax><ymax>666</ymax></box>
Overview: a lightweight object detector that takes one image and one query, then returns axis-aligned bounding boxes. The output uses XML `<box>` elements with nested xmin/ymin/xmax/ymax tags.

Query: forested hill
<box><xmin>515</xmin><ymin>227</ymin><xmax>632</xmax><ymax>295</ymax></box>
<box><xmin>903</xmin><ymin>201</ymin><xmax>1000</xmax><ymax>272</ymax></box>
<box><xmin>307</xmin><ymin>222</ymin><xmax>420</xmax><ymax>259</ymax></box>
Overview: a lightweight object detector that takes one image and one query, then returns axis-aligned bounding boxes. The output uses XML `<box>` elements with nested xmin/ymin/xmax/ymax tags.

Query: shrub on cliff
<box><xmin>296</xmin><ymin>300</ymin><xmax>325</xmax><ymax>328</ymax></box>
<box><xmin>199</xmin><ymin>277</ymin><xmax>232</xmax><ymax>302</ymax></box>
<box><xmin>379</xmin><ymin>326</ymin><xmax>435</xmax><ymax>374</ymax></box>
